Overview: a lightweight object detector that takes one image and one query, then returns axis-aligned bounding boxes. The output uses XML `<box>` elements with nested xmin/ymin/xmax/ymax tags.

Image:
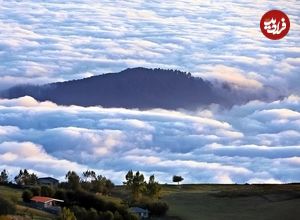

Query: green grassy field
<box><xmin>162</xmin><ymin>184</ymin><xmax>300</xmax><ymax>220</ymax></box>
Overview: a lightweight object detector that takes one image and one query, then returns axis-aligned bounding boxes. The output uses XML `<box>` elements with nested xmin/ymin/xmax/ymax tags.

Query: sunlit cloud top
<box><xmin>0</xmin><ymin>0</ymin><xmax>299</xmax><ymax>93</ymax></box>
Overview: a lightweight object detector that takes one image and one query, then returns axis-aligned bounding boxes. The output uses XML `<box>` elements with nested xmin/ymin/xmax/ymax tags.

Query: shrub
<box><xmin>0</xmin><ymin>197</ymin><xmax>16</xmax><ymax>215</ymax></box>
<box><xmin>132</xmin><ymin>199</ymin><xmax>169</xmax><ymax>217</ymax></box>
<box><xmin>41</xmin><ymin>185</ymin><xmax>54</xmax><ymax>197</ymax></box>
<box><xmin>30</xmin><ymin>186</ymin><xmax>41</xmax><ymax>196</ymax></box>
<box><xmin>22</xmin><ymin>190</ymin><xmax>33</xmax><ymax>202</ymax></box>
<box><xmin>55</xmin><ymin>189</ymin><xmax>67</xmax><ymax>201</ymax></box>
<box><xmin>71</xmin><ymin>206</ymin><xmax>87</xmax><ymax>220</ymax></box>
<box><xmin>59</xmin><ymin>207</ymin><xmax>77</xmax><ymax>220</ymax></box>
<box><xmin>114</xmin><ymin>211</ymin><xmax>124</xmax><ymax>220</ymax></box>
<box><xmin>147</xmin><ymin>201</ymin><xmax>169</xmax><ymax>216</ymax></box>
<box><xmin>101</xmin><ymin>211</ymin><xmax>114</xmax><ymax>220</ymax></box>
<box><xmin>86</xmin><ymin>208</ymin><xmax>98</xmax><ymax>220</ymax></box>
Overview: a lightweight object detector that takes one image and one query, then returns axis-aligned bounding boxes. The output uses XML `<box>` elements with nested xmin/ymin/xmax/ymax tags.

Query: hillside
<box><xmin>0</xmin><ymin>67</ymin><xmax>223</xmax><ymax>109</ymax></box>
<box><xmin>0</xmin><ymin>185</ymin><xmax>55</xmax><ymax>220</ymax></box>
<box><xmin>161</xmin><ymin>184</ymin><xmax>300</xmax><ymax>220</ymax></box>
<box><xmin>2</xmin><ymin>184</ymin><xmax>300</xmax><ymax>220</ymax></box>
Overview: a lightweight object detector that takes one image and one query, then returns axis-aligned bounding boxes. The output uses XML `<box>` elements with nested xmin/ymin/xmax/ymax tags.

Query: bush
<box><xmin>59</xmin><ymin>207</ymin><xmax>77</xmax><ymax>220</ymax></box>
<box><xmin>30</xmin><ymin>186</ymin><xmax>41</xmax><ymax>196</ymax></box>
<box><xmin>101</xmin><ymin>211</ymin><xmax>114</xmax><ymax>220</ymax></box>
<box><xmin>41</xmin><ymin>185</ymin><xmax>54</xmax><ymax>197</ymax></box>
<box><xmin>55</xmin><ymin>189</ymin><xmax>67</xmax><ymax>201</ymax></box>
<box><xmin>22</xmin><ymin>190</ymin><xmax>33</xmax><ymax>202</ymax></box>
<box><xmin>71</xmin><ymin>206</ymin><xmax>87</xmax><ymax>220</ymax></box>
<box><xmin>147</xmin><ymin>201</ymin><xmax>169</xmax><ymax>216</ymax></box>
<box><xmin>0</xmin><ymin>197</ymin><xmax>16</xmax><ymax>215</ymax></box>
<box><xmin>133</xmin><ymin>200</ymin><xmax>169</xmax><ymax>217</ymax></box>
<box><xmin>114</xmin><ymin>211</ymin><xmax>124</xmax><ymax>220</ymax></box>
<box><xmin>86</xmin><ymin>208</ymin><xmax>98</xmax><ymax>220</ymax></box>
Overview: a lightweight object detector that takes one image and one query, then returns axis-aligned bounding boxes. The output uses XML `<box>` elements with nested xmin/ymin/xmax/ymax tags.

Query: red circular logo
<box><xmin>260</xmin><ymin>10</ymin><xmax>290</xmax><ymax>40</ymax></box>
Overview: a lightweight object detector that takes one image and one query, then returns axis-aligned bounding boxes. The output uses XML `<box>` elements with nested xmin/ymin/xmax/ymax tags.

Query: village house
<box><xmin>129</xmin><ymin>207</ymin><xmax>149</xmax><ymax>219</ymax></box>
<box><xmin>30</xmin><ymin>196</ymin><xmax>64</xmax><ymax>214</ymax></box>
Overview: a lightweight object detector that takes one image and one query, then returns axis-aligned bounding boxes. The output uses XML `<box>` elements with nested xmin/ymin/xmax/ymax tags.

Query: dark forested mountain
<box><xmin>1</xmin><ymin>67</ymin><xmax>225</xmax><ymax>109</ymax></box>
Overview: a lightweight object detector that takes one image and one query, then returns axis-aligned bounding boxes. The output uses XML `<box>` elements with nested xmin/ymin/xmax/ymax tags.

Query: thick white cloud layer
<box><xmin>0</xmin><ymin>96</ymin><xmax>300</xmax><ymax>184</ymax></box>
<box><xmin>0</xmin><ymin>0</ymin><xmax>299</xmax><ymax>95</ymax></box>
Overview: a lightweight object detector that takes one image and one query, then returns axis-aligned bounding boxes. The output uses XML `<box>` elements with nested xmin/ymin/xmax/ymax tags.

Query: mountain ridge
<box><xmin>1</xmin><ymin>67</ymin><xmax>225</xmax><ymax>109</ymax></box>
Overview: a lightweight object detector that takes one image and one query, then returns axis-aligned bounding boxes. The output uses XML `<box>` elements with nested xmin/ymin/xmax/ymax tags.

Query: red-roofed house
<box><xmin>31</xmin><ymin>196</ymin><xmax>64</xmax><ymax>213</ymax></box>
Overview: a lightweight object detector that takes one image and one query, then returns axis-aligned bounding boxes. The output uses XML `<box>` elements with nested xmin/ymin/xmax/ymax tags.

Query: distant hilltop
<box><xmin>0</xmin><ymin>67</ymin><xmax>262</xmax><ymax>110</ymax></box>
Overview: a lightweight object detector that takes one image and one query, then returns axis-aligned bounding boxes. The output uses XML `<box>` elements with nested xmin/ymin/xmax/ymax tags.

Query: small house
<box><xmin>31</xmin><ymin>196</ymin><xmax>63</xmax><ymax>214</ymax></box>
<box><xmin>129</xmin><ymin>207</ymin><xmax>149</xmax><ymax>219</ymax></box>
<box><xmin>38</xmin><ymin>177</ymin><xmax>59</xmax><ymax>187</ymax></box>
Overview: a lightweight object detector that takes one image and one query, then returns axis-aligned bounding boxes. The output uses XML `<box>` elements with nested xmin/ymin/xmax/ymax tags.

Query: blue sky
<box><xmin>0</xmin><ymin>0</ymin><xmax>300</xmax><ymax>184</ymax></box>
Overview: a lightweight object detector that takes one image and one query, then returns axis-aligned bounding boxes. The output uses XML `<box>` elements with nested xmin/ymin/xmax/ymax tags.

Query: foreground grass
<box><xmin>162</xmin><ymin>184</ymin><xmax>300</xmax><ymax>220</ymax></box>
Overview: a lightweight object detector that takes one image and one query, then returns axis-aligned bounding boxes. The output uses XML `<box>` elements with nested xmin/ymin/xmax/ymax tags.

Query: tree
<box><xmin>91</xmin><ymin>175</ymin><xmax>114</xmax><ymax>195</ymax></box>
<box><xmin>80</xmin><ymin>170</ymin><xmax>115</xmax><ymax>195</ymax></box>
<box><xmin>146</xmin><ymin>175</ymin><xmax>161</xmax><ymax>198</ymax></box>
<box><xmin>124</xmin><ymin>170</ymin><xmax>146</xmax><ymax>200</ymax></box>
<box><xmin>14</xmin><ymin>169</ymin><xmax>38</xmax><ymax>185</ymax></box>
<box><xmin>66</xmin><ymin>171</ymin><xmax>81</xmax><ymax>190</ymax></box>
<box><xmin>82</xmin><ymin>170</ymin><xmax>96</xmax><ymax>182</ymax></box>
<box><xmin>0</xmin><ymin>169</ymin><xmax>8</xmax><ymax>184</ymax></box>
<box><xmin>172</xmin><ymin>175</ymin><xmax>184</xmax><ymax>185</ymax></box>
<box><xmin>22</xmin><ymin>190</ymin><xmax>33</xmax><ymax>202</ymax></box>
<box><xmin>81</xmin><ymin>170</ymin><xmax>96</xmax><ymax>191</ymax></box>
<box><xmin>59</xmin><ymin>207</ymin><xmax>77</xmax><ymax>220</ymax></box>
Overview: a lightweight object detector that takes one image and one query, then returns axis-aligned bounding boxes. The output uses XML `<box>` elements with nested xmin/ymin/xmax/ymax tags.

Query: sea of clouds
<box><xmin>0</xmin><ymin>95</ymin><xmax>300</xmax><ymax>184</ymax></box>
<box><xmin>0</xmin><ymin>0</ymin><xmax>300</xmax><ymax>183</ymax></box>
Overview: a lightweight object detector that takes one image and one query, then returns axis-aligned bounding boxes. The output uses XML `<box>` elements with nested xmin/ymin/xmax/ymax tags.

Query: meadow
<box><xmin>161</xmin><ymin>184</ymin><xmax>300</xmax><ymax>220</ymax></box>
<box><xmin>1</xmin><ymin>184</ymin><xmax>300</xmax><ymax>220</ymax></box>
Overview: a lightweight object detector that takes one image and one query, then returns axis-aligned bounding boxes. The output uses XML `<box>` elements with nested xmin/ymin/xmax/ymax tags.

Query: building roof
<box><xmin>38</xmin><ymin>177</ymin><xmax>59</xmax><ymax>182</ymax></box>
<box><xmin>129</xmin><ymin>207</ymin><xmax>149</xmax><ymax>213</ymax></box>
<box><xmin>31</xmin><ymin>196</ymin><xmax>64</xmax><ymax>203</ymax></box>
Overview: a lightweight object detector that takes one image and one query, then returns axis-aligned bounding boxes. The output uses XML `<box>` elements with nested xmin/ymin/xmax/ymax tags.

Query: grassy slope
<box><xmin>2</xmin><ymin>184</ymin><xmax>300</xmax><ymax>220</ymax></box>
<box><xmin>162</xmin><ymin>184</ymin><xmax>300</xmax><ymax>220</ymax></box>
<box><xmin>0</xmin><ymin>185</ymin><xmax>55</xmax><ymax>220</ymax></box>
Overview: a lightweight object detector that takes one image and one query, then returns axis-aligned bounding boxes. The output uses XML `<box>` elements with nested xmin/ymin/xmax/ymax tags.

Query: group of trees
<box><xmin>124</xmin><ymin>170</ymin><xmax>161</xmax><ymax>201</ymax></box>
<box><xmin>54</xmin><ymin>189</ymin><xmax>138</xmax><ymax>220</ymax></box>
<box><xmin>1</xmin><ymin>169</ymin><xmax>39</xmax><ymax>186</ymax></box>
<box><xmin>123</xmin><ymin>170</ymin><xmax>169</xmax><ymax>216</ymax></box>
<box><xmin>0</xmin><ymin>168</ymin><xmax>114</xmax><ymax>196</ymax></box>
<box><xmin>64</xmin><ymin>170</ymin><xmax>114</xmax><ymax>195</ymax></box>
<box><xmin>22</xmin><ymin>185</ymin><xmax>54</xmax><ymax>202</ymax></box>
<box><xmin>14</xmin><ymin>169</ymin><xmax>38</xmax><ymax>186</ymax></box>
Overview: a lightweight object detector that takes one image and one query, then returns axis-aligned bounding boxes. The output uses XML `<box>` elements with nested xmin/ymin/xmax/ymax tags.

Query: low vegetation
<box><xmin>2</xmin><ymin>168</ymin><xmax>300</xmax><ymax>220</ymax></box>
<box><xmin>0</xmin><ymin>168</ymin><xmax>171</xmax><ymax>220</ymax></box>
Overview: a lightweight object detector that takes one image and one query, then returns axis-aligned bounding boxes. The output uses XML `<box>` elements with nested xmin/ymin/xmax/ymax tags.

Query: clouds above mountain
<box><xmin>0</xmin><ymin>96</ymin><xmax>299</xmax><ymax>184</ymax></box>
<box><xmin>0</xmin><ymin>0</ymin><xmax>299</xmax><ymax>98</ymax></box>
